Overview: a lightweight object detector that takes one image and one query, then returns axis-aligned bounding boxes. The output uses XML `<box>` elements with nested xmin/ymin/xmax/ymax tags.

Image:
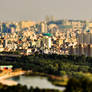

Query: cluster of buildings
<box><xmin>0</xmin><ymin>19</ymin><xmax>92</xmax><ymax>56</ymax></box>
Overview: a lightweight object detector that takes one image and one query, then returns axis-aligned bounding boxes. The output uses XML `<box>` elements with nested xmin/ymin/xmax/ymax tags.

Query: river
<box><xmin>9</xmin><ymin>75</ymin><xmax>65</xmax><ymax>91</ymax></box>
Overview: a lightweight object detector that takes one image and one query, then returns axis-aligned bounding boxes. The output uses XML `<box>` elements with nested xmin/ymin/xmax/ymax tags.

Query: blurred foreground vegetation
<box><xmin>0</xmin><ymin>83</ymin><xmax>60</xmax><ymax>92</ymax></box>
<box><xmin>65</xmin><ymin>73</ymin><xmax>92</xmax><ymax>92</ymax></box>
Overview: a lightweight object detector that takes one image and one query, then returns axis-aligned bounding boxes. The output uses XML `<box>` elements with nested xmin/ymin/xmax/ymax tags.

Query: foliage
<box><xmin>65</xmin><ymin>76</ymin><xmax>92</xmax><ymax>92</ymax></box>
<box><xmin>0</xmin><ymin>84</ymin><xmax>60</xmax><ymax>92</ymax></box>
<box><xmin>0</xmin><ymin>54</ymin><xmax>92</xmax><ymax>76</ymax></box>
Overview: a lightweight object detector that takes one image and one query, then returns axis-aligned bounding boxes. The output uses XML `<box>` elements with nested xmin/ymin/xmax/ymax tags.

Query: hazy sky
<box><xmin>0</xmin><ymin>0</ymin><xmax>92</xmax><ymax>22</ymax></box>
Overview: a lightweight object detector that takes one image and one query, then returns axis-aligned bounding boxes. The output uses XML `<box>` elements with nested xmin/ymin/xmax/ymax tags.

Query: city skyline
<box><xmin>0</xmin><ymin>0</ymin><xmax>92</xmax><ymax>22</ymax></box>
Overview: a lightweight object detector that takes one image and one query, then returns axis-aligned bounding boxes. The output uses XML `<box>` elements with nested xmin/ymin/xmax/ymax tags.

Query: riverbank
<box><xmin>0</xmin><ymin>70</ymin><xmax>25</xmax><ymax>86</ymax></box>
<box><xmin>0</xmin><ymin>69</ymin><xmax>68</xmax><ymax>87</ymax></box>
<box><xmin>0</xmin><ymin>79</ymin><xmax>17</xmax><ymax>86</ymax></box>
<box><xmin>25</xmin><ymin>70</ymin><xmax>69</xmax><ymax>87</ymax></box>
<box><xmin>0</xmin><ymin>70</ymin><xmax>65</xmax><ymax>92</ymax></box>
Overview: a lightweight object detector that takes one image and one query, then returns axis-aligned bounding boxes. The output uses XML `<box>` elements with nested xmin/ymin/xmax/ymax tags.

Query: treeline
<box><xmin>0</xmin><ymin>83</ymin><xmax>60</xmax><ymax>92</ymax></box>
<box><xmin>0</xmin><ymin>54</ymin><xmax>92</xmax><ymax>76</ymax></box>
<box><xmin>65</xmin><ymin>75</ymin><xmax>92</xmax><ymax>92</ymax></box>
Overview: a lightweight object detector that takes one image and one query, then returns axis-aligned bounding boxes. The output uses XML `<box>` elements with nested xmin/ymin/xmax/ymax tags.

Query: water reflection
<box><xmin>11</xmin><ymin>76</ymin><xmax>20</xmax><ymax>81</ymax></box>
<box><xmin>10</xmin><ymin>75</ymin><xmax>65</xmax><ymax>91</ymax></box>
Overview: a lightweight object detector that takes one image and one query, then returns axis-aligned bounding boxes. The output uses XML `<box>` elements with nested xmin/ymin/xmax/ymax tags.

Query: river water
<box><xmin>10</xmin><ymin>75</ymin><xmax>65</xmax><ymax>91</ymax></box>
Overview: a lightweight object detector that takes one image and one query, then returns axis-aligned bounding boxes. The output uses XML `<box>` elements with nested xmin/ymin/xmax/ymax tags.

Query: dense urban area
<box><xmin>1</xmin><ymin>19</ymin><xmax>92</xmax><ymax>92</ymax></box>
<box><xmin>0</xmin><ymin>19</ymin><xmax>92</xmax><ymax>56</ymax></box>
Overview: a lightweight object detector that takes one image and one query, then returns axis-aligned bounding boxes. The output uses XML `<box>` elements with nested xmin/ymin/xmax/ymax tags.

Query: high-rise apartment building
<box><xmin>40</xmin><ymin>21</ymin><xmax>48</xmax><ymax>33</ymax></box>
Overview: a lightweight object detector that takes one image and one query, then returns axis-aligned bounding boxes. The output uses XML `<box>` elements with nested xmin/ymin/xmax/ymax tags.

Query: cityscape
<box><xmin>0</xmin><ymin>19</ymin><xmax>92</xmax><ymax>57</ymax></box>
<box><xmin>1</xmin><ymin>0</ymin><xmax>92</xmax><ymax>92</ymax></box>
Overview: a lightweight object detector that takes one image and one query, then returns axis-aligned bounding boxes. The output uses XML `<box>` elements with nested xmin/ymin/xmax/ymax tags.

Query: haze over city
<box><xmin>0</xmin><ymin>0</ymin><xmax>92</xmax><ymax>92</ymax></box>
<box><xmin>0</xmin><ymin>0</ymin><xmax>92</xmax><ymax>21</ymax></box>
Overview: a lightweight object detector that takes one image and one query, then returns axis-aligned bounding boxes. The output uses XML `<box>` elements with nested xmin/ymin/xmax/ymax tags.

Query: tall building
<box><xmin>78</xmin><ymin>31</ymin><xmax>91</xmax><ymax>45</ymax></box>
<box><xmin>41</xmin><ymin>36</ymin><xmax>52</xmax><ymax>49</ymax></box>
<box><xmin>86</xmin><ymin>44</ymin><xmax>92</xmax><ymax>57</ymax></box>
<box><xmin>83</xmin><ymin>32</ymin><xmax>90</xmax><ymax>44</ymax></box>
<box><xmin>71</xmin><ymin>44</ymin><xmax>92</xmax><ymax>57</ymax></box>
<box><xmin>3</xmin><ymin>39</ymin><xmax>7</xmax><ymax>48</ymax></box>
<box><xmin>78</xmin><ymin>44</ymin><xmax>84</xmax><ymax>56</ymax></box>
<box><xmin>89</xmin><ymin>44</ymin><xmax>92</xmax><ymax>57</ymax></box>
<box><xmin>40</xmin><ymin>21</ymin><xmax>48</xmax><ymax>33</ymax></box>
<box><xmin>89</xmin><ymin>28</ymin><xmax>92</xmax><ymax>44</ymax></box>
<box><xmin>69</xmin><ymin>46</ymin><xmax>73</xmax><ymax>55</ymax></box>
<box><xmin>78</xmin><ymin>32</ymin><xmax>83</xmax><ymax>44</ymax></box>
<box><xmin>48</xmin><ymin>37</ymin><xmax>51</xmax><ymax>48</ymax></box>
